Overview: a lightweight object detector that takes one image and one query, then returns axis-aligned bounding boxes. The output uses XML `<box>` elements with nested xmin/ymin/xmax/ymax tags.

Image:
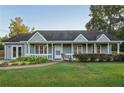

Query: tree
<box><xmin>9</xmin><ymin>17</ymin><xmax>35</xmax><ymax>37</ymax></box>
<box><xmin>0</xmin><ymin>35</ymin><xmax>8</xmax><ymax>42</ymax></box>
<box><xmin>86</xmin><ymin>5</ymin><xmax>124</xmax><ymax>33</ymax></box>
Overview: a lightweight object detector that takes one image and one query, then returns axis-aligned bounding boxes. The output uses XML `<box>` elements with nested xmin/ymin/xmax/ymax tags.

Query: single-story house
<box><xmin>4</xmin><ymin>30</ymin><xmax>124</xmax><ymax>60</ymax></box>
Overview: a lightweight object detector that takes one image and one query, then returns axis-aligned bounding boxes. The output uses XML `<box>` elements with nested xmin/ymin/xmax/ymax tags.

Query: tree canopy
<box><xmin>9</xmin><ymin>17</ymin><xmax>35</xmax><ymax>37</ymax></box>
<box><xmin>86</xmin><ymin>5</ymin><xmax>124</xmax><ymax>34</ymax></box>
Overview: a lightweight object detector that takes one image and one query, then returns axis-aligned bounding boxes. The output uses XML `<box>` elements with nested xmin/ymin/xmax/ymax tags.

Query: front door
<box><xmin>12</xmin><ymin>46</ymin><xmax>22</xmax><ymax>59</ymax></box>
<box><xmin>55</xmin><ymin>45</ymin><xmax>61</xmax><ymax>59</ymax></box>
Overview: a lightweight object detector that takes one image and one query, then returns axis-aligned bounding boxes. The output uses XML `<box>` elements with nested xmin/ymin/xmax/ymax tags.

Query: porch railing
<box><xmin>25</xmin><ymin>53</ymin><xmax>53</xmax><ymax>60</ymax></box>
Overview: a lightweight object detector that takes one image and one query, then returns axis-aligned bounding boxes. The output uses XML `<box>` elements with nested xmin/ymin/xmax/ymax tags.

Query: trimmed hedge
<box><xmin>74</xmin><ymin>54</ymin><xmax>124</xmax><ymax>62</ymax></box>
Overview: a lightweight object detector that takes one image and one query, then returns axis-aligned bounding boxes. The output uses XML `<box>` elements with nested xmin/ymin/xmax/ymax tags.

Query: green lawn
<box><xmin>1</xmin><ymin>62</ymin><xmax>124</xmax><ymax>87</ymax></box>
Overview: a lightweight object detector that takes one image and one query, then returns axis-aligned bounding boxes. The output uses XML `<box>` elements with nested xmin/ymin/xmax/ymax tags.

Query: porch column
<box><xmin>107</xmin><ymin>43</ymin><xmax>110</xmax><ymax>54</ymax></box>
<box><xmin>110</xmin><ymin>44</ymin><xmax>112</xmax><ymax>54</ymax></box>
<box><xmin>94</xmin><ymin>43</ymin><xmax>97</xmax><ymax>54</ymax></box>
<box><xmin>52</xmin><ymin>43</ymin><xmax>53</xmax><ymax>60</ymax></box>
<box><xmin>24</xmin><ymin>43</ymin><xmax>27</xmax><ymax>56</ymax></box>
<box><xmin>117</xmin><ymin>43</ymin><xmax>120</xmax><ymax>54</ymax></box>
<box><xmin>61</xmin><ymin>43</ymin><xmax>63</xmax><ymax>54</ymax></box>
<box><xmin>28</xmin><ymin>43</ymin><xmax>30</xmax><ymax>55</ymax></box>
<box><xmin>86</xmin><ymin>43</ymin><xmax>88</xmax><ymax>53</ymax></box>
<box><xmin>47</xmin><ymin>44</ymin><xmax>48</xmax><ymax>59</ymax></box>
<box><xmin>71</xmin><ymin>43</ymin><xmax>74</xmax><ymax>55</ymax></box>
<box><xmin>100</xmin><ymin>45</ymin><xmax>101</xmax><ymax>54</ymax></box>
<box><xmin>61</xmin><ymin>43</ymin><xmax>63</xmax><ymax>60</ymax></box>
<box><xmin>4</xmin><ymin>45</ymin><xmax>6</xmax><ymax>59</ymax></box>
<box><xmin>71</xmin><ymin>43</ymin><xmax>74</xmax><ymax>60</ymax></box>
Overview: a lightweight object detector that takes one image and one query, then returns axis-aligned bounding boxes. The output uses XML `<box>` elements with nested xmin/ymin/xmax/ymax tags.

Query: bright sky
<box><xmin>0</xmin><ymin>5</ymin><xmax>91</xmax><ymax>36</ymax></box>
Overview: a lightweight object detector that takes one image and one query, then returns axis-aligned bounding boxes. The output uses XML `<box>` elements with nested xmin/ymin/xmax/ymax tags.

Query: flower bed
<box><xmin>0</xmin><ymin>56</ymin><xmax>48</xmax><ymax>67</ymax></box>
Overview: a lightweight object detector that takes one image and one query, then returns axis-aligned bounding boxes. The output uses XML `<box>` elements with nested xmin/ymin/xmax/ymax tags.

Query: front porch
<box><xmin>24</xmin><ymin>42</ymin><xmax>121</xmax><ymax>60</ymax></box>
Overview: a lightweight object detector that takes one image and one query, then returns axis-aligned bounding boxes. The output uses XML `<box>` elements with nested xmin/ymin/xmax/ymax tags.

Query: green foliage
<box><xmin>74</xmin><ymin>54</ymin><xmax>114</xmax><ymax>62</ymax></box>
<box><xmin>74</xmin><ymin>54</ymin><xmax>124</xmax><ymax>62</ymax></box>
<box><xmin>15</xmin><ymin>56</ymin><xmax>48</xmax><ymax>64</ymax></box>
<box><xmin>9</xmin><ymin>17</ymin><xmax>35</xmax><ymax>38</ymax></box>
<box><xmin>0</xmin><ymin>35</ymin><xmax>9</xmax><ymax>42</ymax></box>
<box><xmin>0</xmin><ymin>43</ymin><xmax>4</xmax><ymax>50</ymax></box>
<box><xmin>86</xmin><ymin>5</ymin><xmax>124</xmax><ymax>33</ymax></box>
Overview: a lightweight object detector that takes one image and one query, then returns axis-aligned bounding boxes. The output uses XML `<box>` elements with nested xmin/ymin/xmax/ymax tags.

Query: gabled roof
<box><xmin>5</xmin><ymin>30</ymin><xmax>119</xmax><ymax>42</ymax></box>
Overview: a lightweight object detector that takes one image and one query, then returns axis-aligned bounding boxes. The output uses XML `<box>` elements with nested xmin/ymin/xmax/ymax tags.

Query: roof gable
<box><xmin>74</xmin><ymin>34</ymin><xmax>88</xmax><ymax>42</ymax></box>
<box><xmin>97</xmin><ymin>34</ymin><xmax>110</xmax><ymax>42</ymax></box>
<box><xmin>28</xmin><ymin>32</ymin><xmax>47</xmax><ymax>42</ymax></box>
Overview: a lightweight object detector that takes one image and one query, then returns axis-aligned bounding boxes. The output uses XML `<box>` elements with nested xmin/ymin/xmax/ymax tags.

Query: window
<box><xmin>40</xmin><ymin>45</ymin><xmax>43</xmax><ymax>54</ymax></box>
<box><xmin>13</xmin><ymin>47</ymin><xmax>16</xmax><ymax>57</ymax></box>
<box><xmin>18</xmin><ymin>47</ymin><xmax>21</xmax><ymax>57</ymax></box>
<box><xmin>74</xmin><ymin>45</ymin><xmax>77</xmax><ymax>54</ymax></box>
<box><xmin>56</xmin><ymin>50</ymin><xmax>61</xmax><ymax>55</ymax></box>
<box><xmin>34</xmin><ymin>45</ymin><xmax>47</xmax><ymax>54</ymax></box>
<box><xmin>44</xmin><ymin>45</ymin><xmax>47</xmax><ymax>54</ymax></box>
<box><xmin>97</xmin><ymin>45</ymin><xmax>100</xmax><ymax>54</ymax></box>
<box><xmin>78</xmin><ymin>45</ymin><xmax>82</xmax><ymax>54</ymax></box>
<box><xmin>35</xmin><ymin>45</ymin><xmax>39</xmax><ymax>54</ymax></box>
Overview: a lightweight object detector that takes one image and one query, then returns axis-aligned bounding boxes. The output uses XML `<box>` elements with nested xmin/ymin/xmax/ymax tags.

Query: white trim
<box><xmin>47</xmin><ymin>44</ymin><xmax>48</xmax><ymax>58</ymax></box>
<box><xmin>4</xmin><ymin>40</ymin><xmax>124</xmax><ymax>44</ymax></box>
<box><xmin>94</xmin><ymin>43</ymin><xmax>97</xmax><ymax>54</ymax></box>
<box><xmin>4</xmin><ymin>45</ymin><xmax>6</xmax><ymax>59</ymax></box>
<box><xmin>74</xmin><ymin>34</ymin><xmax>88</xmax><ymax>42</ymax></box>
<box><xmin>117</xmin><ymin>43</ymin><xmax>120</xmax><ymax>54</ymax></box>
<box><xmin>52</xmin><ymin>43</ymin><xmax>53</xmax><ymax>60</ymax></box>
<box><xmin>11</xmin><ymin>46</ymin><xmax>12</xmax><ymax>59</ymax></box>
<box><xmin>11</xmin><ymin>45</ymin><xmax>23</xmax><ymax>59</ymax></box>
<box><xmin>86</xmin><ymin>43</ymin><xmax>88</xmax><ymax>53</ymax></box>
<box><xmin>100</xmin><ymin>45</ymin><xmax>101</xmax><ymax>54</ymax></box>
<box><xmin>97</xmin><ymin>34</ymin><xmax>110</xmax><ymax>42</ymax></box>
<box><xmin>28</xmin><ymin>32</ymin><xmax>47</xmax><ymax>42</ymax></box>
<box><xmin>24</xmin><ymin>43</ymin><xmax>27</xmax><ymax>56</ymax></box>
<box><xmin>77</xmin><ymin>45</ymin><xmax>78</xmax><ymax>54</ymax></box>
<box><xmin>107</xmin><ymin>43</ymin><xmax>110</xmax><ymax>54</ymax></box>
<box><xmin>71</xmin><ymin>43</ymin><xmax>73</xmax><ymax>55</ymax></box>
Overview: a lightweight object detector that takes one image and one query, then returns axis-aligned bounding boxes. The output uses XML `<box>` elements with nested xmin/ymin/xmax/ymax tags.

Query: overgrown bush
<box><xmin>73</xmin><ymin>54</ymin><xmax>115</xmax><ymax>62</ymax></box>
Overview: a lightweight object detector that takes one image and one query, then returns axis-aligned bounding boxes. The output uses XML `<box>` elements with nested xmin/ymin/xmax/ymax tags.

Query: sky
<box><xmin>0</xmin><ymin>5</ymin><xmax>91</xmax><ymax>36</ymax></box>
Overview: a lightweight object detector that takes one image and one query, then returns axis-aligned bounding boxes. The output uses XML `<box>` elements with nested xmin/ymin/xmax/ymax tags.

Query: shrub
<box><xmin>73</xmin><ymin>54</ymin><xmax>113</xmax><ymax>62</ymax></box>
<box><xmin>15</xmin><ymin>56</ymin><xmax>48</xmax><ymax>64</ymax></box>
<box><xmin>113</xmin><ymin>54</ymin><xmax>124</xmax><ymax>62</ymax></box>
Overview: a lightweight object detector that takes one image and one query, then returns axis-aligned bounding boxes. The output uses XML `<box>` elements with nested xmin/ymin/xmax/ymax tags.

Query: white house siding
<box><xmin>97</xmin><ymin>34</ymin><xmax>110</xmax><ymax>42</ymax></box>
<box><xmin>28</xmin><ymin>32</ymin><xmax>46</xmax><ymax>42</ymax></box>
<box><xmin>4</xmin><ymin>44</ymin><xmax>25</xmax><ymax>59</ymax></box>
<box><xmin>5</xmin><ymin>45</ymin><xmax>12</xmax><ymax>59</ymax></box>
<box><xmin>74</xmin><ymin>34</ymin><xmax>88</xmax><ymax>42</ymax></box>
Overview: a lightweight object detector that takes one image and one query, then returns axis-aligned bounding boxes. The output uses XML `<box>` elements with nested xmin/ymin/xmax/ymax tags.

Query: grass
<box><xmin>112</xmin><ymin>51</ymin><xmax>124</xmax><ymax>55</ymax></box>
<box><xmin>1</xmin><ymin>62</ymin><xmax>124</xmax><ymax>86</ymax></box>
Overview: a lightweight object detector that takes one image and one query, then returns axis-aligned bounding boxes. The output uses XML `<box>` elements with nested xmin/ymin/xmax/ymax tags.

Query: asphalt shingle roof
<box><xmin>6</xmin><ymin>30</ymin><xmax>119</xmax><ymax>42</ymax></box>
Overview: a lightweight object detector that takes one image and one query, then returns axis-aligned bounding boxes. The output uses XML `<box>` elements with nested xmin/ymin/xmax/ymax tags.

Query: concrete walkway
<box><xmin>0</xmin><ymin>62</ymin><xmax>59</xmax><ymax>70</ymax></box>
